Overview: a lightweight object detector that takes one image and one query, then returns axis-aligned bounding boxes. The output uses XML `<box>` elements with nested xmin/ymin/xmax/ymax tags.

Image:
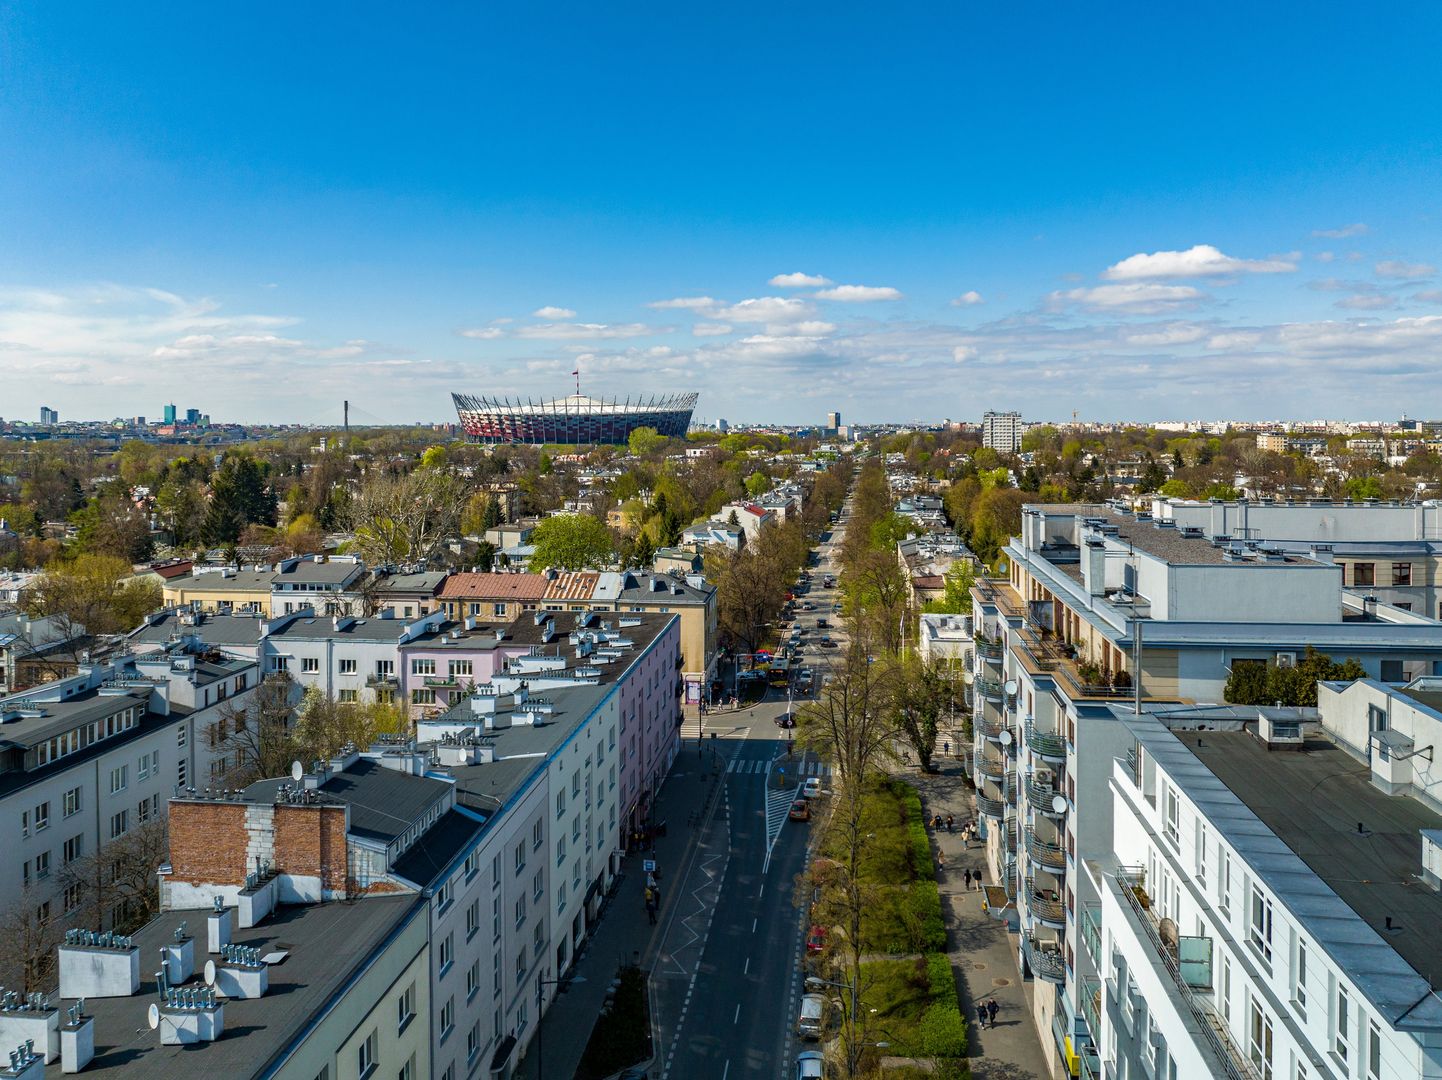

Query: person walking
<box><xmin>963</xmin><ymin>868</ymin><xmax>972</xmax><ymax>889</ymax></box>
<box><xmin>976</xmin><ymin>1002</ymin><xmax>989</xmax><ymax>1030</ymax></box>
<box><xmin>987</xmin><ymin>999</ymin><xmax>1000</xmax><ymax>1027</ymax></box>
<box><xmin>946</xmin><ymin>814</ymin><xmax>954</xmax><ymax>833</ymax></box>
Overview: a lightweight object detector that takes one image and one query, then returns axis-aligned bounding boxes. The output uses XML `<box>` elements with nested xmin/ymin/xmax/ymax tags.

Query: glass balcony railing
<box><xmin>1025</xmin><ymin>827</ymin><xmax>1067</xmax><ymax>872</ymax></box>
<box><xmin>975</xmin><ymin>637</ymin><xmax>1004</xmax><ymax>662</ymax></box>
<box><xmin>1080</xmin><ymin>1046</ymin><xmax>1102</xmax><ymax>1080</ymax></box>
<box><xmin>1026</xmin><ymin>720</ymin><xmax>1067</xmax><ymax>762</ymax></box>
<box><xmin>1080</xmin><ymin>903</ymin><xmax>1102</xmax><ymax>967</ymax></box>
<box><xmin>1023</xmin><ymin>934</ymin><xmax>1067</xmax><ymax>984</ymax></box>
<box><xmin>1080</xmin><ymin>977</ymin><xmax>1102</xmax><ymax>1044</ymax></box>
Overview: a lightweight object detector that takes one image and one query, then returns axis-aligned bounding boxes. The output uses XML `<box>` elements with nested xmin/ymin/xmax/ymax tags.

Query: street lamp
<box><xmin>806</xmin><ymin>974</ymin><xmax>863</xmax><ymax>1076</ymax></box>
<box><xmin>534</xmin><ymin>972</ymin><xmax>586</xmax><ymax>1079</ymax></box>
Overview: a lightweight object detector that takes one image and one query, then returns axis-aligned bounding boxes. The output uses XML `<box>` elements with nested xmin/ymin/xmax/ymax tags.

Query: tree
<box><xmin>205</xmin><ymin>454</ymin><xmax>275</xmax><ymax>545</ymax></box>
<box><xmin>350</xmin><ymin>467</ymin><xmax>467</xmax><ymax>566</ymax></box>
<box><xmin>923</xmin><ymin>560</ymin><xmax>975</xmax><ymax>615</ymax></box>
<box><xmin>1224</xmin><ymin>646</ymin><xmax>1366</xmax><ymax>707</ymax></box>
<box><xmin>744</xmin><ymin>472</ymin><xmax>770</xmax><ymax>498</ymax></box>
<box><xmin>529</xmin><ymin>513</ymin><xmax>616</xmax><ymax>570</ymax></box>
<box><xmin>154</xmin><ymin>477</ymin><xmax>206</xmax><ymax>548</ymax></box>
<box><xmin>70</xmin><ymin>493</ymin><xmax>154</xmax><ymax>562</ymax></box>
<box><xmin>0</xmin><ymin>888</ymin><xmax>60</xmax><ymax>991</ymax></box>
<box><xmin>890</xmin><ymin>655</ymin><xmax>958</xmax><ymax>770</ymax></box>
<box><xmin>211</xmin><ymin>675</ymin><xmax>301</xmax><ymax>786</ymax></box>
<box><xmin>25</xmin><ymin>554</ymin><xmax>160</xmax><ymax>639</ymax></box>
<box><xmin>58</xmin><ymin>819</ymin><xmax>170</xmax><ymax>938</ymax></box>
<box><xmin>627</xmin><ymin>426</ymin><xmax>667</xmax><ymax>458</ymax></box>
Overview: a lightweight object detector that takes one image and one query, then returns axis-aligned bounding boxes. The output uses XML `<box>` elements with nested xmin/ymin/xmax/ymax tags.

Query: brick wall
<box><xmin>272</xmin><ymin>804</ymin><xmax>349</xmax><ymax>891</ymax></box>
<box><xmin>168</xmin><ymin>801</ymin><xmax>250</xmax><ymax>885</ymax></box>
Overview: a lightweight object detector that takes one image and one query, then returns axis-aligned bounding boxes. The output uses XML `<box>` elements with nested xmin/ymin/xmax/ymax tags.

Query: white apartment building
<box><xmin>261</xmin><ymin>608</ymin><xmax>447</xmax><ymax>703</ymax></box>
<box><xmin>983</xmin><ymin>410</ymin><xmax>1025</xmax><ymax>454</ymax></box>
<box><xmin>1094</xmin><ymin>706</ymin><xmax>1442</xmax><ymax>1080</ymax></box>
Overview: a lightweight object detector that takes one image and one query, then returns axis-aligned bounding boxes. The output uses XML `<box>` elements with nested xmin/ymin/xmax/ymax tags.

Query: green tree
<box><xmin>529</xmin><ymin>513</ymin><xmax>616</xmax><ymax>570</ymax></box>
<box><xmin>744</xmin><ymin>472</ymin><xmax>770</xmax><ymax>498</ymax></box>
<box><xmin>627</xmin><ymin>426</ymin><xmax>667</xmax><ymax>457</ymax></box>
<box><xmin>205</xmin><ymin>454</ymin><xmax>275</xmax><ymax>545</ymax></box>
<box><xmin>1158</xmin><ymin>478</ymin><xmax>1195</xmax><ymax>499</ymax></box>
<box><xmin>1224</xmin><ymin>646</ymin><xmax>1366</xmax><ymax>707</ymax></box>
<box><xmin>71</xmin><ymin>493</ymin><xmax>154</xmax><ymax>562</ymax></box>
<box><xmin>25</xmin><ymin>554</ymin><xmax>162</xmax><ymax>638</ymax></box>
<box><xmin>923</xmin><ymin>560</ymin><xmax>975</xmax><ymax>615</ymax></box>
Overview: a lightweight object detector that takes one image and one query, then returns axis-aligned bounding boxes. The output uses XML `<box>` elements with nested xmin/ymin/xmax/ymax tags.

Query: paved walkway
<box><xmin>516</xmin><ymin>737</ymin><xmax>729</xmax><ymax>1080</ymax></box>
<box><xmin>912</xmin><ymin>756</ymin><xmax>1054</xmax><ymax>1080</ymax></box>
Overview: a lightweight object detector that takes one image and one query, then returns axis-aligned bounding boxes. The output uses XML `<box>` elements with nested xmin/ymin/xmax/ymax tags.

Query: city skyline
<box><xmin>3</xmin><ymin>4</ymin><xmax>1441</xmax><ymax>424</ymax></box>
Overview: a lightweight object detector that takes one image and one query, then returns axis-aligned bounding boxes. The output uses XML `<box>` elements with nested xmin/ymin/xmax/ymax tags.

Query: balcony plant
<box><xmin>1076</xmin><ymin>660</ymin><xmax>1102</xmax><ymax>686</ymax></box>
<box><xmin>1112</xmin><ymin>669</ymin><xmax>1132</xmax><ymax>690</ymax></box>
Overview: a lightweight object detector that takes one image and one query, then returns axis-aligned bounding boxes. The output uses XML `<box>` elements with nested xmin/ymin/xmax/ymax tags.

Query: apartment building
<box><xmin>982</xmin><ymin>410</ymin><xmax>1025</xmax><ymax>453</ymax></box>
<box><xmin>259</xmin><ymin>608</ymin><xmax>447</xmax><ymax>704</ymax></box>
<box><xmin>1091</xmin><ymin>704</ymin><xmax>1442</xmax><ymax>1080</ymax></box>
<box><xmin>159</xmin><ymin>556</ymin><xmax>370</xmax><ymax>617</ymax></box>
<box><xmin>968</xmin><ymin>500</ymin><xmax>1442</xmax><ymax>1076</ymax></box>
<box><xmin>0</xmin><ymin>645</ymin><xmax>257</xmax><ymax>944</ymax></box>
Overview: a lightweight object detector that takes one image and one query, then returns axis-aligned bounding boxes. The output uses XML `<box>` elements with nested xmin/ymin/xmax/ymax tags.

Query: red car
<box><xmin>806</xmin><ymin>925</ymin><xmax>827</xmax><ymax>953</ymax></box>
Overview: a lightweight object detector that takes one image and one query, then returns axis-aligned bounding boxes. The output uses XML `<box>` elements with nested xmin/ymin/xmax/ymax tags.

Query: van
<box><xmin>796</xmin><ymin>993</ymin><xmax>826</xmax><ymax>1039</ymax></box>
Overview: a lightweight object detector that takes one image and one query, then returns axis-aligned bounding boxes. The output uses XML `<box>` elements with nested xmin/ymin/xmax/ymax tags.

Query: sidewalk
<box><xmin>516</xmin><ymin>738</ymin><xmax>727</xmax><ymax>1080</ymax></box>
<box><xmin>912</xmin><ymin>759</ymin><xmax>1053</xmax><ymax>1080</ymax></box>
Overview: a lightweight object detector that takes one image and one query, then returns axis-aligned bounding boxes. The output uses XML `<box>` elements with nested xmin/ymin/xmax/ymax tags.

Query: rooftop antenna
<box><xmin>571</xmin><ymin>364</ymin><xmax>580</xmax><ymax>398</ymax></box>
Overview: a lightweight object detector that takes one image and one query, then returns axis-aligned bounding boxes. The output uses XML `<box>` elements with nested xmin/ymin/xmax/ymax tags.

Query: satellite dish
<box><xmin>1051</xmin><ymin>794</ymin><xmax>1068</xmax><ymax>814</ymax></box>
<box><xmin>204</xmin><ymin>960</ymin><xmax>216</xmax><ymax>986</ymax></box>
<box><xmin>291</xmin><ymin>760</ymin><xmax>304</xmax><ymax>782</ymax></box>
<box><xmin>147</xmin><ymin>1003</ymin><xmax>160</xmax><ymax>1030</ymax></box>
<box><xmin>999</xmin><ymin>729</ymin><xmax>1014</xmax><ymax>746</ymax></box>
<box><xmin>1003</xmin><ymin>680</ymin><xmax>1018</xmax><ymax>697</ymax></box>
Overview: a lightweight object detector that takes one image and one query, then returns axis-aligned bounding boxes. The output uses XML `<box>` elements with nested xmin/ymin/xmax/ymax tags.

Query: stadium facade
<box><xmin>451</xmin><ymin>392</ymin><xmax>698</xmax><ymax>445</ymax></box>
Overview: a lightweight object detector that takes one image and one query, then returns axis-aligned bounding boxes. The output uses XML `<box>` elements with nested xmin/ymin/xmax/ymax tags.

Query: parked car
<box><xmin>796</xmin><ymin>992</ymin><xmax>827</xmax><ymax>1039</ymax></box>
<box><xmin>789</xmin><ymin>799</ymin><xmax>811</xmax><ymax>821</ymax></box>
<box><xmin>797</xmin><ymin>1050</ymin><xmax>825</xmax><ymax>1080</ymax></box>
<box><xmin>816</xmin><ymin>618</ymin><xmax>829</xmax><ymax>629</ymax></box>
<box><xmin>803</xmin><ymin>776</ymin><xmax>823</xmax><ymax>799</ymax></box>
<box><xmin>819</xmin><ymin>635</ymin><xmax>835</xmax><ymax>648</ymax></box>
<box><xmin>806</xmin><ymin>924</ymin><xmax>827</xmax><ymax>953</ymax></box>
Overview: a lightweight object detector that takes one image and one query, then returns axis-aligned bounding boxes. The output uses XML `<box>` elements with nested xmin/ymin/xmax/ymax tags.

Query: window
<box><xmin>63</xmin><ymin>834</ymin><xmax>83</xmax><ymax>865</ymax></box>
<box><xmin>1219</xmin><ymin>849</ymin><xmax>1233</xmax><ymax>919</ymax></box>
<box><xmin>34</xmin><ymin>801</ymin><xmax>50</xmax><ymax>831</ymax></box>
<box><xmin>1293</xmin><ymin>938</ymin><xmax>1309</xmax><ymax>1020</ymax></box>
<box><xmin>1164</xmin><ymin>785</ymin><xmax>1179</xmax><ymax>848</ymax></box>
<box><xmin>109</xmin><ymin>810</ymin><xmax>128</xmax><ymax>839</ymax></box>
<box><xmin>1392</xmin><ymin>562</ymin><xmax>1412</xmax><ymax>586</ymax></box>
<box><xmin>533</xmin><ymin>869</ymin><xmax>543</xmax><ymax>902</ymax></box>
<box><xmin>411</xmin><ymin>658</ymin><xmax>436</xmax><ymax>676</ymax></box>
<box><xmin>466</xmin><ymin>898</ymin><xmax>480</xmax><ymax>939</ymax></box>
<box><xmin>1250</xmin><ymin>886</ymin><xmax>1273</xmax><ymax>967</ymax></box>
<box><xmin>339</xmin><ymin>658</ymin><xmax>357</xmax><ymax>674</ymax></box>
<box><xmin>411</xmin><ymin>688</ymin><xmax>436</xmax><ymax>705</ymax></box>
<box><xmin>515</xmin><ymin>951</ymin><xmax>526</xmax><ymax>985</ymax></box>
<box><xmin>63</xmin><ymin>882</ymin><xmax>82</xmax><ymax>914</ymax></box>
<box><xmin>437</xmin><ymin>877</ymin><xmax>454</xmax><ymax>912</ymax></box>
<box><xmin>492</xmin><ymin>895</ymin><xmax>501</xmax><ymax>941</ymax></box>
<box><xmin>440</xmin><ymin>995</ymin><xmax>455</xmax><ymax>1037</ymax></box>
<box><xmin>302</xmin><ymin>657</ymin><xmax>319</xmax><ymax>673</ymax></box>
<box><xmin>492</xmin><ymin>853</ymin><xmax>501</xmax><ymax>886</ymax></box>
<box><xmin>533</xmin><ymin>920</ymin><xmax>545</xmax><ymax>959</ymax></box>
<box><xmin>439</xmin><ymin>931</ymin><xmax>453</xmax><ymax>973</ymax></box>
<box><xmin>515</xmin><ymin>894</ymin><xmax>527</xmax><ymax>928</ymax></box>
<box><xmin>33</xmin><ymin>851</ymin><xmax>50</xmax><ymax>880</ymax></box>
<box><xmin>1220</xmin><ymin>955</ymin><xmax>1233</xmax><ymax>1025</ymax></box>
<box><xmin>358</xmin><ymin>1029</ymin><xmax>378</xmax><ymax>1078</ymax></box>
<box><xmin>109</xmin><ymin>766</ymin><xmax>127</xmax><ymax>794</ymax></box>
<box><xmin>137</xmin><ymin>795</ymin><xmax>158</xmax><ymax>824</ymax></box>
<box><xmin>398</xmin><ymin>1056</ymin><xmax>414</xmax><ymax>1080</ymax></box>
<box><xmin>558</xmin><ymin>880</ymin><xmax>567</xmax><ymax>913</ymax></box>
<box><xmin>1352</xmin><ymin>562</ymin><xmax>1375</xmax><ymax>587</ymax></box>
<box><xmin>178</xmin><ymin>758</ymin><xmax>188</xmax><ymax>787</ymax></box>
<box><xmin>1195</xmin><ymin>822</ymin><xmax>1209</xmax><ymax>888</ymax></box>
<box><xmin>467</xmin><ymin>1021</ymin><xmax>481</xmax><ymax>1061</ymax></box>
<box><xmin>138</xmin><ymin>753</ymin><xmax>150</xmax><ymax>781</ymax></box>
<box><xmin>63</xmin><ymin>787</ymin><xmax>81</xmax><ymax>818</ymax></box>
<box><xmin>464</xmin><ymin>850</ymin><xmax>480</xmax><ymax>881</ymax></box>
<box><xmin>177</xmin><ymin>726</ymin><xmax>187</xmax><ymax>748</ymax></box>
<box><xmin>514</xmin><ymin>840</ymin><xmax>526</xmax><ymax>874</ymax></box>
<box><xmin>556</xmin><ymin>834</ymin><xmax>566</xmax><ymax>866</ymax></box>
<box><xmin>467</xmin><ymin>958</ymin><xmax>480</xmax><ymax>1000</ymax></box>
<box><xmin>533</xmin><ymin>818</ymin><xmax>544</xmax><ymax>851</ymax></box>
<box><xmin>1334</xmin><ymin>985</ymin><xmax>1351</xmax><ymax>1068</ymax></box>
<box><xmin>556</xmin><ymin>791</ymin><xmax>566</xmax><ymax>818</ymax></box>
<box><xmin>376</xmin><ymin>659</ymin><xmax>395</xmax><ymax>678</ymax></box>
<box><xmin>1250</xmin><ymin>1000</ymin><xmax>1274</xmax><ymax>1080</ymax></box>
<box><xmin>449</xmin><ymin>659</ymin><xmax>472</xmax><ymax>678</ymax></box>
<box><xmin>1367</xmin><ymin>1020</ymin><xmax>1381</xmax><ymax>1078</ymax></box>
<box><xmin>493</xmin><ymin>950</ymin><xmax>502</xmax><ymax>997</ymax></box>
<box><xmin>1380</xmin><ymin>659</ymin><xmax>1405</xmax><ymax>683</ymax></box>
<box><xmin>495</xmin><ymin>603</ymin><xmax>507</xmax><ymax>616</ymax></box>
<box><xmin>397</xmin><ymin>982</ymin><xmax>416</xmax><ymax>1032</ymax></box>
<box><xmin>338</xmin><ymin>689</ymin><xmax>358</xmax><ymax>703</ymax></box>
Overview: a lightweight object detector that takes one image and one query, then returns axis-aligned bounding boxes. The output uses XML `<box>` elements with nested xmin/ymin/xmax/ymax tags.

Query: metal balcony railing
<box><xmin>1125</xmin><ymin>743</ymin><xmax>1140</xmax><ymax>785</ymax></box>
<box><xmin>1025</xmin><ymin>827</ymin><xmax>1067</xmax><ymax>872</ymax></box>
<box><xmin>975</xmin><ymin>638</ymin><xmax>1004</xmax><ymax>661</ymax></box>
<box><xmin>1080</xmin><ymin>1047</ymin><xmax>1102</xmax><ymax>1080</ymax></box>
<box><xmin>976</xmin><ymin>713</ymin><xmax>1009</xmax><ymax>742</ymax></box>
<box><xmin>1116</xmin><ymin>871</ymin><xmax>1261</xmax><ymax>1080</ymax></box>
<box><xmin>423</xmin><ymin>675</ymin><xmax>460</xmax><ymax>687</ymax></box>
<box><xmin>366</xmin><ymin>672</ymin><xmax>398</xmax><ymax>687</ymax></box>
<box><xmin>1026</xmin><ymin>880</ymin><xmax>1067</xmax><ymax>928</ymax></box>
<box><xmin>975</xmin><ymin>793</ymin><xmax>1005</xmax><ymax>820</ymax></box>
<box><xmin>1028</xmin><ymin>776</ymin><xmax>1066</xmax><ymax>816</ymax></box>
<box><xmin>977</xmin><ymin>677</ymin><xmax>1004</xmax><ymax>702</ymax></box>
<box><xmin>1026</xmin><ymin>720</ymin><xmax>1067</xmax><ymax>761</ymax></box>
<box><xmin>974</xmin><ymin>750</ymin><xmax>1007</xmax><ymax>783</ymax></box>
<box><xmin>1023</xmin><ymin>934</ymin><xmax>1067</xmax><ymax>984</ymax></box>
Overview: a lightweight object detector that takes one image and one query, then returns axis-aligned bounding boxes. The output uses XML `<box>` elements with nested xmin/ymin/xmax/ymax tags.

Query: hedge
<box><xmin>917</xmin><ymin>952</ymin><xmax>968</xmax><ymax>1058</ymax></box>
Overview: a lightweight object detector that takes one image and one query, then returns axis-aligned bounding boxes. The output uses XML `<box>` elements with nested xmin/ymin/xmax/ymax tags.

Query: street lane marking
<box><xmin>734</xmin><ymin>1002</ymin><xmax>741</xmax><ymax>1024</ymax></box>
<box><xmin>744</xmin><ymin>956</ymin><xmax>750</xmax><ymax>974</ymax></box>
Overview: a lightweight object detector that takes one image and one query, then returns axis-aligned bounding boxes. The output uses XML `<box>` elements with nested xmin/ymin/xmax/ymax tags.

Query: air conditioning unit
<box><xmin>1275</xmin><ymin>652</ymin><xmax>1297</xmax><ymax>669</ymax></box>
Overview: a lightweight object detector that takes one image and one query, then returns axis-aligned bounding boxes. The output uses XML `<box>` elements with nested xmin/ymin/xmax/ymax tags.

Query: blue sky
<box><xmin>3</xmin><ymin>2</ymin><xmax>1441</xmax><ymax>425</ymax></box>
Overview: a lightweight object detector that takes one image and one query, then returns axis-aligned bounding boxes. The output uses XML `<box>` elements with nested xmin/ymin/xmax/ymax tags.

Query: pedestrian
<box><xmin>946</xmin><ymin>814</ymin><xmax>954</xmax><ymax>833</ymax></box>
<box><xmin>963</xmin><ymin>868</ymin><xmax>972</xmax><ymax>889</ymax></box>
<box><xmin>987</xmin><ymin>999</ymin><xmax>1000</xmax><ymax>1027</ymax></box>
<box><xmin>976</xmin><ymin>1002</ymin><xmax>988</xmax><ymax>1030</ymax></box>
<box><xmin>937</xmin><ymin>852</ymin><xmax>945</xmax><ymax>871</ymax></box>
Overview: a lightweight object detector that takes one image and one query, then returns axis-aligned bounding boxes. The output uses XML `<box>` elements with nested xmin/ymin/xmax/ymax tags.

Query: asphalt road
<box><xmin>652</xmin><ymin>501</ymin><xmax>854</xmax><ymax>1080</ymax></box>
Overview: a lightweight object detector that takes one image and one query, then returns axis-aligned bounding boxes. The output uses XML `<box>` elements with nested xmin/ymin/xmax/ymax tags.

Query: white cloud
<box><xmin>950</xmin><ymin>290</ymin><xmax>984</xmax><ymax>307</ymax></box>
<box><xmin>691</xmin><ymin>323</ymin><xmax>733</xmax><ymax>337</ymax></box>
<box><xmin>1313</xmin><ymin>251</ymin><xmax>1336</xmax><ymax>263</ymax></box>
<box><xmin>1336</xmin><ymin>293</ymin><xmax>1397</xmax><ymax>311</ymax></box>
<box><xmin>712</xmin><ymin>297</ymin><xmax>812</xmax><ymax>323</ymax></box>
<box><xmin>460</xmin><ymin>327</ymin><xmax>505</xmax><ymax>339</ymax></box>
<box><xmin>1122</xmin><ymin>323</ymin><xmax>1208</xmax><ymax>346</ymax></box>
<box><xmin>512</xmin><ymin>322</ymin><xmax>665</xmax><ymax>340</ymax></box>
<box><xmin>1102</xmin><ymin>244</ymin><xmax>1297</xmax><ymax>281</ymax></box>
<box><xmin>813</xmin><ymin>284</ymin><xmax>903</xmax><ymax>302</ymax></box>
<box><xmin>647</xmin><ymin>296</ymin><xmax>720</xmax><ymax>311</ymax></box>
<box><xmin>953</xmin><ymin>345</ymin><xmax>977</xmax><ymax>362</ymax></box>
<box><xmin>1049</xmin><ymin>284</ymin><xmax>1206</xmax><ymax>313</ymax></box>
<box><xmin>1412</xmin><ymin>290</ymin><xmax>1442</xmax><ymax>304</ymax></box>
<box><xmin>790</xmin><ymin>321</ymin><xmax>836</xmax><ymax>336</ymax></box>
<box><xmin>1312</xmin><ymin>223</ymin><xmax>1368</xmax><ymax>239</ymax></box>
<box><xmin>532</xmin><ymin>306</ymin><xmax>577</xmax><ymax>319</ymax></box>
<box><xmin>768</xmin><ymin>272</ymin><xmax>832</xmax><ymax>288</ymax></box>
<box><xmin>1375</xmin><ymin>260</ymin><xmax>1436</xmax><ymax>280</ymax></box>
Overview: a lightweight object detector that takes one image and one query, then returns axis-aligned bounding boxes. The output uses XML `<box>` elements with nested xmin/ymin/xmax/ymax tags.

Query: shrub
<box><xmin>918</xmin><ymin>952</ymin><xmax>968</xmax><ymax>1058</ymax></box>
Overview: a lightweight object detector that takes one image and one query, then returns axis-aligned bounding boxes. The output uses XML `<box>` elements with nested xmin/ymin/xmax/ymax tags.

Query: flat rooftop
<box><xmin>1186</xmin><ymin>730</ymin><xmax>1442</xmax><ymax>998</ymax></box>
<box><xmin>48</xmin><ymin>895</ymin><xmax>419</xmax><ymax>1079</ymax></box>
<box><xmin>127</xmin><ymin>611</ymin><xmax>267</xmax><ymax>650</ymax></box>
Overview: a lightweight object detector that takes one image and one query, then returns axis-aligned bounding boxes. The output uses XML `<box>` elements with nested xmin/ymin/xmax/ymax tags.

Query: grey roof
<box><xmin>271</xmin><ymin>559</ymin><xmax>364</xmax><ymax>586</ymax></box>
<box><xmin>0</xmin><ymin>688</ymin><xmax>150</xmax><ymax>752</ymax></box>
<box><xmin>263</xmin><ymin>614</ymin><xmax>412</xmax><ymax>643</ymax></box>
<box><xmin>127</xmin><ymin>610</ymin><xmax>266</xmax><ymax>650</ymax></box>
<box><xmin>174</xmin><ymin>568</ymin><xmax>275</xmax><ymax>592</ymax></box>
<box><xmin>1145</xmin><ymin>722</ymin><xmax>1442</xmax><ymax>1025</ymax></box>
<box><xmin>612</xmin><ymin>570</ymin><xmax>713</xmax><ymax>604</ymax></box>
<box><xmin>58</xmin><ymin>895</ymin><xmax>421</xmax><ymax>1080</ymax></box>
<box><xmin>391</xmin><ymin>807</ymin><xmax>487</xmax><ymax>886</ymax></box>
<box><xmin>373</xmin><ymin>570</ymin><xmax>448</xmax><ymax>595</ymax></box>
<box><xmin>242</xmin><ymin>757</ymin><xmax>453</xmax><ymax>845</ymax></box>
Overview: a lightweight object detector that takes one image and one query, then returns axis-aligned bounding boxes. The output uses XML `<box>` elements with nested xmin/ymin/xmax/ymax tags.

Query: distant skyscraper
<box><xmin>981</xmin><ymin>410</ymin><xmax>1023</xmax><ymax>453</ymax></box>
<box><xmin>39</xmin><ymin>406</ymin><xmax>57</xmax><ymax>426</ymax></box>
<box><xmin>716</xmin><ymin>418</ymin><xmax>728</xmax><ymax>433</ymax></box>
<box><xmin>185</xmin><ymin>407</ymin><xmax>202</xmax><ymax>426</ymax></box>
<box><xmin>163</xmin><ymin>403</ymin><xmax>177</xmax><ymax>425</ymax></box>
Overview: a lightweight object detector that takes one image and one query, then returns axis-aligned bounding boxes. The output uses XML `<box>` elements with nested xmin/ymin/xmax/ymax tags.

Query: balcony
<box><xmin>366</xmin><ymin>672</ymin><xmax>399</xmax><ymax>688</ymax></box>
<box><xmin>1080</xmin><ymin>1046</ymin><xmax>1102</xmax><ymax>1080</ymax></box>
<box><xmin>977</xmin><ymin>677</ymin><xmax>1004</xmax><ymax>703</ymax></box>
<box><xmin>1027</xmin><ymin>775</ymin><xmax>1066</xmax><ymax>816</ymax></box>
<box><xmin>975</xmin><ymin>637</ymin><xmax>1004</xmax><ymax>662</ymax></box>
<box><xmin>1080</xmin><ymin>977</ymin><xmax>1102</xmax><ymax>1044</ymax></box>
<box><xmin>1116</xmin><ymin>871</ymin><xmax>1256</xmax><ymax>1080</ymax></box>
<box><xmin>976</xmin><ymin>712</ymin><xmax>1010</xmax><ymax>743</ymax></box>
<box><xmin>974</xmin><ymin>750</ymin><xmax>1007</xmax><ymax>783</ymax></box>
<box><xmin>1011</xmin><ymin>626</ymin><xmax>1135</xmax><ymax>702</ymax></box>
<box><xmin>1027</xmin><ymin>879</ymin><xmax>1067</xmax><ymax>929</ymax></box>
<box><xmin>423</xmin><ymin>675</ymin><xmax>460</xmax><ymax>688</ymax></box>
<box><xmin>1025</xmin><ymin>827</ymin><xmax>1067</xmax><ymax>873</ymax></box>
<box><xmin>1025</xmin><ymin>720</ymin><xmax>1067</xmax><ymax>763</ymax></box>
<box><xmin>1080</xmin><ymin>903</ymin><xmax>1102</xmax><ymax>967</ymax></box>
<box><xmin>1023</xmin><ymin>934</ymin><xmax>1066</xmax><ymax>984</ymax></box>
<box><xmin>976</xmin><ymin>793</ymin><xmax>1005</xmax><ymax>820</ymax></box>
<box><xmin>975</xmin><ymin>577</ymin><xmax>1028</xmax><ymax>619</ymax></box>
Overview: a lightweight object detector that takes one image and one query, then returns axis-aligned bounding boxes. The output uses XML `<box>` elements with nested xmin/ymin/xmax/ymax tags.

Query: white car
<box><xmin>803</xmin><ymin>776</ymin><xmax>823</xmax><ymax>799</ymax></box>
<box><xmin>797</xmin><ymin>1050</ymin><xmax>825</xmax><ymax>1079</ymax></box>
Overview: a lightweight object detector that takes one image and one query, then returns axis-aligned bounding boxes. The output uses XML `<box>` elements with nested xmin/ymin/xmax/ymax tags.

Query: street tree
<box><xmin>529</xmin><ymin>513</ymin><xmax>616</xmax><ymax>570</ymax></box>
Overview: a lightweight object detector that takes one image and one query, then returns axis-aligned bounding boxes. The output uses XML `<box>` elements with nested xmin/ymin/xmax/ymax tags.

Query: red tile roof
<box><xmin>543</xmin><ymin>572</ymin><xmax>600</xmax><ymax>601</ymax></box>
<box><xmin>436</xmin><ymin>573</ymin><xmax>550</xmax><ymax>601</ymax></box>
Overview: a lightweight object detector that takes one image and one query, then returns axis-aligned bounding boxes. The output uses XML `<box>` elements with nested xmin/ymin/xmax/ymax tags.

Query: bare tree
<box><xmin>211</xmin><ymin>674</ymin><xmax>301</xmax><ymax>786</ymax></box>
<box><xmin>349</xmin><ymin>468</ymin><xmax>467</xmax><ymax>567</ymax></box>
<box><xmin>0</xmin><ymin>888</ymin><xmax>60</xmax><ymax>992</ymax></box>
<box><xmin>58</xmin><ymin>819</ymin><xmax>171</xmax><ymax>936</ymax></box>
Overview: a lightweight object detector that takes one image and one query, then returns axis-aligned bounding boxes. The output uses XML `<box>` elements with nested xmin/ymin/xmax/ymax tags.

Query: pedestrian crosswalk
<box><xmin>726</xmin><ymin>757</ymin><xmax>831</xmax><ymax>777</ymax></box>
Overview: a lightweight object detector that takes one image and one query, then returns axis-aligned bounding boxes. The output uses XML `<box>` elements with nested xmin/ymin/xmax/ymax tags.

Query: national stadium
<box><xmin>451</xmin><ymin>391</ymin><xmax>698</xmax><ymax>445</ymax></box>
